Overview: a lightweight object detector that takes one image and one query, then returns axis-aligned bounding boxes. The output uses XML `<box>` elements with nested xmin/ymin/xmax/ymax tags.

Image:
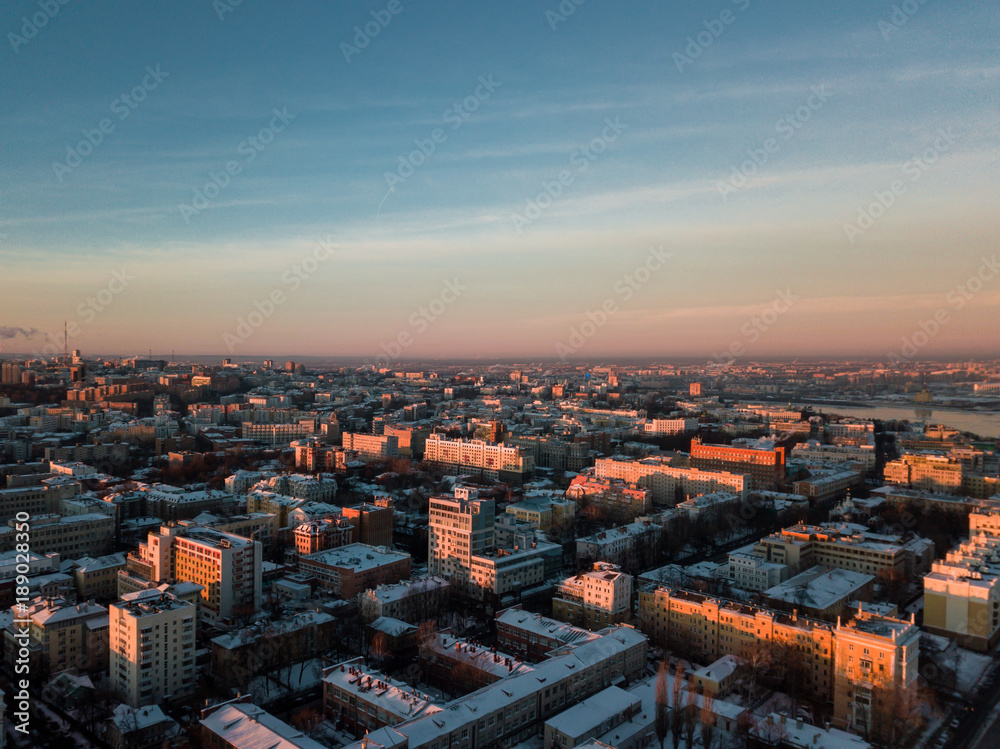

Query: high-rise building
<box><xmin>110</xmin><ymin>589</ymin><xmax>196</xmax><ymax>707</ymax></box>
<box><xmin>428</xmin><ymin>489</ymin><xmax>495</xmax><ymax>586</ymax></box>
<box><xmin>121</xmin><ymin>524</ymin><xmax>261</xmax><ymax>626</ymax></box>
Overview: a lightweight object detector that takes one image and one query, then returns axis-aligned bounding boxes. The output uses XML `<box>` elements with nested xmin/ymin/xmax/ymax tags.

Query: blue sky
<box><xmin>1</xmin><ymin>0</ymin><xmax>998</xmax><ymax>360</ymax></box>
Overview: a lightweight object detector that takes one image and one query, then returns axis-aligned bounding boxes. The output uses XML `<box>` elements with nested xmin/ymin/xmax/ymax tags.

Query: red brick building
<box><xmin>690</xmin><ymin>437</ymin><xmax>785</xmax><ymax>491</ymax></box>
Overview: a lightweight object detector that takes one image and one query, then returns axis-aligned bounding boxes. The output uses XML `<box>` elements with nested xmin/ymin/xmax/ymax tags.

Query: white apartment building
<box><xmin>110</xmin><ymin>589</ymin><xmax>196</xmax><ymax>707</ymax></box>
<box><xmin>643</xmin><ymin>418</ymin><xmax>698</xmax><ymax>435</ymax></box>
<box><xmin>424</xmin><ymin>434</ymin><xmax>534</xmax><ymax>483</ymax></box>
<box><xmin>725</xmin><ymin>550</ymin><xmax>791</xmax><ymax>593</ymax></box>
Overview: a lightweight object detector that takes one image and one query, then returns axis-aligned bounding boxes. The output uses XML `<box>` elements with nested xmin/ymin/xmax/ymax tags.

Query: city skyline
<box><xmin>2</xmin><ymin>1</ymin><xmax>998</xmax><ymax>360</ymax></box>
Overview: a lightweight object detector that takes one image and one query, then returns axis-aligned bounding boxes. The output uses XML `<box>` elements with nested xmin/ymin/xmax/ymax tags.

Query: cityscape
<box><xmin>2</xmin><ymin>2</ymin><xmax>999</xmax><ymax>749</ymax></box>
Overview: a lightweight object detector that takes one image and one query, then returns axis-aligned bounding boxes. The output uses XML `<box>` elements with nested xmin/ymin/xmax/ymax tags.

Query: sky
<box><xmin>1</xmin><ymin>0</ymin><xmax>998</xmax><ymax>362</ymax></box>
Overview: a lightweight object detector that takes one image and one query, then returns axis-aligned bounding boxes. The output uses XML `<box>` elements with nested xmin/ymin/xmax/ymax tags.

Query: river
<box><xmin>793</xmin><ymin>402</ymin><xmax>1000</xmax><ymax>439</ymax></box>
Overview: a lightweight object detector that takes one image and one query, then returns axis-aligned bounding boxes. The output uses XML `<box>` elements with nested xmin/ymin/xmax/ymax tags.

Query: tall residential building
<box><xmin>923</xmin><ymin>510</ymin><xmax>1000</xmax><ymax>651</ymax></box>
<box><xmin>109</xmin><ymin>589</ymin><xmax>196</xmax><ymax>707</ymax></box>
<box><xmin>594</xmin><ymin>456</ymin><xmax>749</xmax><ymax>503</ymax></box>
<box><xmin>121</xmin><ymin>524</ymin><xmax>262</xmax><ymax>626</ymax></box>
<box><xmin>428</xmin><ymin>489</ymin><xmax>495</xmax><ymax>586</ymax></box>
<box><xmin>690</xmin><ymin>437</ymin><xmax>786</xmax><ymax>491</ymax></box>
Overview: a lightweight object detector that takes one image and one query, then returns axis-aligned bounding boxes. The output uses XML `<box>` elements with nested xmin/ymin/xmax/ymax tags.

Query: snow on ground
<box><xmin>955</xmin><ymin>649</ymin><xmax>993</xmax><ymax>693</ymax></box>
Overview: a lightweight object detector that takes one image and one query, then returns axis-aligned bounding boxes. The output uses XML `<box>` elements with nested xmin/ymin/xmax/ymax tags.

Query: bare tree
<box><xmin>655</xmin><ymin>660</ymin><xmax>671</xmax><ymax>749</ymax></box>
<box><xmin>670</xmin><ymin>662</ymin><xmax>685</xmax><ymax>749</ymax></box>
<box><xmin>682</xmin><ymin>686</ymin><xmax>698</xmax><ymax>749</ymax></box>
<box><xmin>700</xmin><ymin>689</ymin><xmax>717</xmax><ymax>749</ymax></box>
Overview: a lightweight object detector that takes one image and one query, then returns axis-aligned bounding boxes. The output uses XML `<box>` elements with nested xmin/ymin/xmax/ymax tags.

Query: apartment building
<box><xmin>594</xmin><ymin>456</ymin><xmax>748</xmax><ymax>504</ymax></box>
<box><xmin>565</xmin><ymin>476</ymin><xmax>651</xmax><ymax>524</ymax></box>
<box><xmin>792</xmin><ymin>469</ymin><xmax>865</xmax><ymax>503</ymax></box>
<box><xmin>428</xmin><ymin>490</ymin><xmax>495</xmax><ymax>587</ymax></box>
<box><xmin>358</xmin><ymin>576</ymin><xmax>450</xmax><ymax>624</ymax></box>
<box><xmin>323</xmin><ymin>658</ymin><xmax>441</xmax><ymax>735</ymax></box>
<box><xmin>200</xmin><ymin>699</ymin><xmax>327</xmax><ymax>749</ymax></box>
<box><xmin>0</xmin><ymin>484</ymin><xmax>69</xmax><ymax>522</ymax></box>
<box><xmin>505</xmin><ymin>494</ymin><xmax>577</xmax><ymax>531</ymax></box>
<box><xmin>495</xmin><ymin>605</ymin><xmax>602</xmax><ymax>662</ymax></box>
<box><xmin>210</xmin><ymin>610</ymin><xmax>337</xmax><ymax>687</ymax></box>
<box><xmin>384</xmin><ymin>424</ymin><xmax>431</xmax><ymax>458</ymax></box>
<box><xmin>576</xmin><ymin>520</ymin><xmax>661</xmax><ymax>570</ymax></box>
<box><xmin>0</xmin><ymin>512</ymin><xmax>113</xmax><ymax>557</ymax></box>
<box><xmin>294</xmin><ymin>517</ymin><xmax>357</xmax><ymax>555</ymax></box>
<box><xmin>70</xmin><ymin>553</ymin><xmax>128</xmax><ymax>602</ymax></box>
<box><xmin>468</xmin><ymin>538</ymin><xmax>562</xmax><ymax>601</ymax></box>
<box><xmin>342</xmin><ymin>498</ymin><xmax>394</xmax><ymax>547</ymax></box>
<box><xmin>109</xmin><ymin>589</ymin><xmax>196</xmax><ymax>707</ymax></box>
<box><xmin>690</xmin><ymin>437</ymin><xmax>786</xmax><ymax>491</ymax></box>
<box><xmin>832</xmin><ymin>613</ymin><xmax>920</xmax><ymax>739</ymax></box>
<box><xmin>884</xmin><ymin>453</ymin><xmax>964</xmax><ymax>494</ymax></box>
<box><xmin>552</xmin><ymin>562</ymin><xmax>632</xmax><ymax>629</ymax></box>
<box><xmin>637</xmin><ymin>586</ymin><xmax>919</xmax><ymax>736</ymax></box>
<box><xmin>506</xmin><ymin>434</ymin><xmax>590</xmax><ymax>472</ymax></box>
<box><xmin>241</xmin><ymin>419</ymin><xmax>319</xmax><ymax>445</ymax></box>
<box><xmin>420</xmin><ymin>632</ymin><xmax>531</xmax><ymax>693</ymax></box>
<box><xmin>790</xmin><ymin>441</ymin><xmax>877</xmax><ymax>470</ymax></box>
<box><xmin>298</xmin><ymin>543</ymin><xmax>411</xmax><ymax>598</ymax></box>
<box><xmin>424</xmin><ymin>434</ymin><xmax>534</xmax><ymax>484</ymax></box>
<box><xmin>643</xmin><ymin>418</ymin><xmax>698</xmax><ymax>435</ymax></box>
<box><xmin>725</xmin><ymin>551</ymin><xmax>791</xmax><ymax>593</ymax></box>
<box><xmin>923</xmin><ymin>511</ymin><xmax>1000</xmax><ymax>651</ymax></box>
<box><xmin>3</xmin><ymin>597</ymin><xmax>108</xmax><ymax>675</ymax></box>
<box><xmin>753</xmin><ymin>523</ymin><xmax>933</xmax><ymax>578</ymax></box>
<box><xmin>121</xmin><ymin>524</ymin><xmax>262</xmax><ymax>626</ymax></box>
<box><xmin>339</xmin><ymin>626</ymin><xmax>647</xmax><ymax>749</ymax></box>
<box><xmin>342</xmin><ymin>432</ymin><xmax>399</xmax><ymax>461</ymax></box>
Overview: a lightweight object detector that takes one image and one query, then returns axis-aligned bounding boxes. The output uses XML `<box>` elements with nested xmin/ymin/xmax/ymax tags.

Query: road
<box><xmin>939</xmin><ymin>657</ymin><xmax>1000</xmax><ymax>749</ymax></box>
